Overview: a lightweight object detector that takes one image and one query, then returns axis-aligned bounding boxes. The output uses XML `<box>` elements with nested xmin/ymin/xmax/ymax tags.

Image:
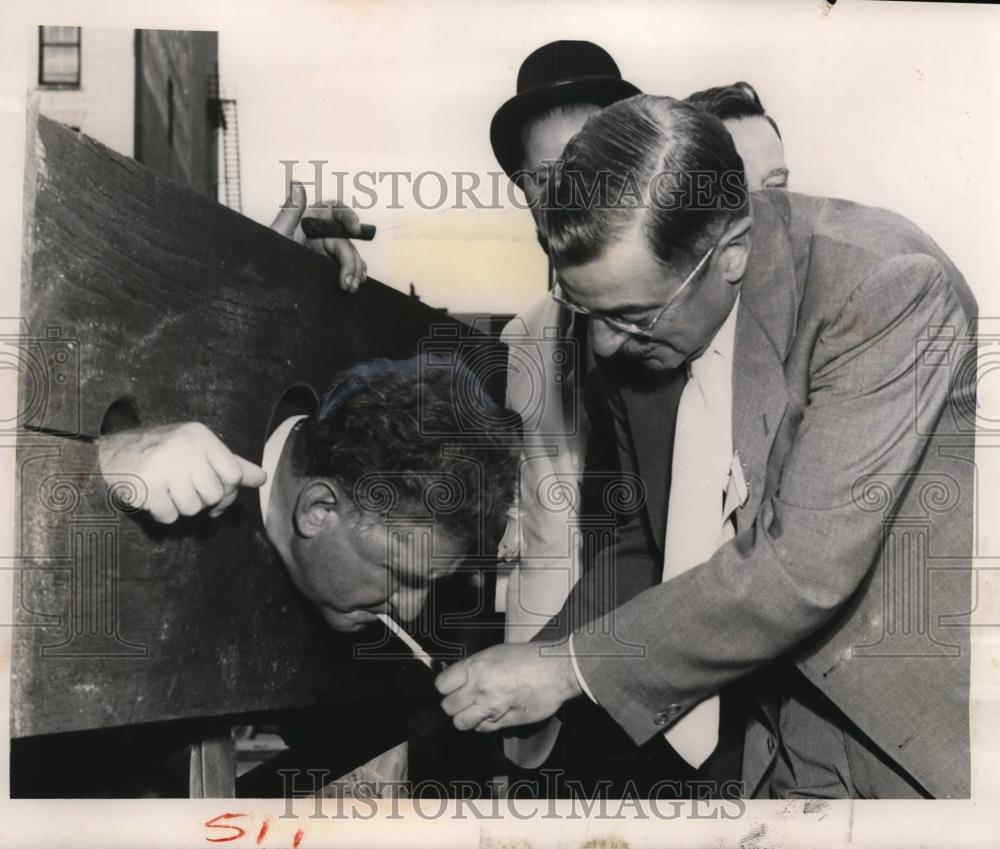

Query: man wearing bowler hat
<box><xmin>492</xmin><ymin>40</ymin><xmax>636</xmax><ymax>778</ymax></box>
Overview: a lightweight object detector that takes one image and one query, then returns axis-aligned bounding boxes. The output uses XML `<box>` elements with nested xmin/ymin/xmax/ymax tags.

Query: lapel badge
<box><xmin>730</xmin><ymin>450</ymin><xmax>750</xmax><ymax>508</ymax></box>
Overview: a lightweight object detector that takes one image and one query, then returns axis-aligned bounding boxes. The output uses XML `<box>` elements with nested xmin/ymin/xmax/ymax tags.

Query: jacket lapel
<box><xmin>606</xmin><ymin>194</ymin><xmax>800</xmax><ymax>549</ymax></box>
<box><xmin>621</xmin><ymin>298</ymin><xmax>790</xmax><ymax>547</ymax></box>
<box><xmin>263</xmin><ymin>382</ymin><xmax>319</xmax><ymax>444</ymax></box>
<box><xmin>731</xmin><ymin>194</ymin><xmax>798</xmax><ymax>530</ymax></box>
<box><xmin>732</xmin><ymin>309</ymin><xmax>789</xmax><ymax>529</ymax></box>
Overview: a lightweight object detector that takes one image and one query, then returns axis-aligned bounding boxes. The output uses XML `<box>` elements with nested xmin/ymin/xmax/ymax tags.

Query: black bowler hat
<box><xmin>490</xmin><ymin>40</ymin><xmax>640</xmax><ymax>178</ymax></box>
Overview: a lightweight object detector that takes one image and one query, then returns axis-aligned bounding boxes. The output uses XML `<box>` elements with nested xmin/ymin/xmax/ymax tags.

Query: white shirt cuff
<box><xmin>568</xmin><ymin>632</ymin><xmax>598</xmax><ymax>704</ymax></box>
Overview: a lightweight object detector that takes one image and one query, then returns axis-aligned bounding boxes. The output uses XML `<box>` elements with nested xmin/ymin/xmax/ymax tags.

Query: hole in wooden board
<box><xmin>100</xmin><ymin>397</ymin><xmax>141</xmax><ymax>435</ymax></box>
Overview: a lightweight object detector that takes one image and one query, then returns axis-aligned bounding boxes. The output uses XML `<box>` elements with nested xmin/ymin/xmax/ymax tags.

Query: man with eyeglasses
<box><xmin>438</xmin><ymin>94</ymin><xmax>977</xmax><ymax>799</ymax></box>
<box><xmin>491</xmin><ymin>42</ymin><xmax>768</xmax><ymax>796</ymax></box>
<box><xmin>550</xmin><ymin>241</ymin><xmax>715</xmax><ymax>342</ymax></box>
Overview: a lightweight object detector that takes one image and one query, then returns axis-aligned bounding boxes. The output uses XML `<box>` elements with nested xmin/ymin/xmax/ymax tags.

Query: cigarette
<box><xmin>301</xmin><ymin>217</ymin><xmax>377</xmax><ymax>241</ymax></box>
<box><xmin>377</xmin><ymin>613</ymin><xmax>435</xmax><ymax>670</ymax></box>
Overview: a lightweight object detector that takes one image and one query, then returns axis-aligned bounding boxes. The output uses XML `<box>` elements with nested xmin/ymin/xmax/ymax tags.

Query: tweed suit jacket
<box><xmin>561</xmin><ymin>190</ymin><xmax>977</xmax><ymax>798</ymax></box>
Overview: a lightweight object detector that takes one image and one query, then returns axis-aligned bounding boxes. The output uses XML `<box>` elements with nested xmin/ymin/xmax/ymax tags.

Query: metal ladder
<box><xmin>218</xmin><ymin>97</ymin><xmax>242</xmax><ymax>213</ymax></box>
<box><xmin>210</xmin><ymin>69</ymin><xmax>243</xmax><ymax>213</ymax></box>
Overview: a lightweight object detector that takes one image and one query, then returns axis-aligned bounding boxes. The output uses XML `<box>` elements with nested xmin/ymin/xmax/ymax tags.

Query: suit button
<box><xmin>767</xmin><ymin>735</ymin><xmax>776</xmax><ymax>754</ymax></box>
<box><xmin>654</xmin><ymin>704</ymin><xmax>684</xmax><ymax>725</ymax></box>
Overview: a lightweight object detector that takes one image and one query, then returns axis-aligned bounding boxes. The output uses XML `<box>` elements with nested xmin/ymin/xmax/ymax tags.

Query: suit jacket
<box><xmin>561</xmin><ymin>190</ymin><xmax>977</xmax><ymax>798</ymax></box>
<box><xmin>264</xmin><ymin>382</ymin><xmax>320</xmax><ymax>443</ymax></box>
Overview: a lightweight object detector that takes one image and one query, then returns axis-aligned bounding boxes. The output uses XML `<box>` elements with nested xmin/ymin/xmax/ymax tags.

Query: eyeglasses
<box><xmin>551</xmin><ymin>245</ymin><xmax>715</xmax><ymax>339</ymax></box>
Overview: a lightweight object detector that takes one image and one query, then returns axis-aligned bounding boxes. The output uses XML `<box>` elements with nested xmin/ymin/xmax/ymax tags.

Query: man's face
<box><xmin>557</xmin><ymin>222</ymin><xmax>740</xmax><ymax>372</ymax></box>
<box><xmin>286</xmin><ymin>505</ymin><xmax>467</xmax><ymax>633</ymax></box>
<box><xmin>724</xmin><ymin>116</ymin><xmax>788</xmax><ymax>191</ymax></box>
<box><xmin>519</xmin><ymin>106</ymin><xmax>600</xmax><ymax>243</ymax></box>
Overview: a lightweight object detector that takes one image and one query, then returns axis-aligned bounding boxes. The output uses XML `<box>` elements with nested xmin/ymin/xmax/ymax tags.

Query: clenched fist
<box><xmin>97</xmin><ymin>422</ymin><xmax>266</xmax><ymax>523</ymax></box>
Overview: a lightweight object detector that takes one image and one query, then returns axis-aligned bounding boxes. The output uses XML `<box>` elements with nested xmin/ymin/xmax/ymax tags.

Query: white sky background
<box><xmin>0</xmin><ymin>1</ymin><xmax>994</xmax><ymax>314</ymax></box>
<box><xmin>212</xmin><ymin>0</ymin><xmax>1000</xmax><ymax>315</ymax></box>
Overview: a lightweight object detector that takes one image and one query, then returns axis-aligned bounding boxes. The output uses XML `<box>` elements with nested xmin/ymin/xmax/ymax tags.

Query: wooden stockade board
<box><xmin>12</xmin><ymin>112</ymin><xmax>504</xmax><ymax>742</ymax></box>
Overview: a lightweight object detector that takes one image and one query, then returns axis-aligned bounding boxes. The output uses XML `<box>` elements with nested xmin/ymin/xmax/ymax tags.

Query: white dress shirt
<box><xmin>659</xmin><ymin>295</ymin><xmax>739</xmax><ymax>767</ymax></box>
<box><xmin>569</xmin><ymin>296</ymin><xmax>742</xmax><ymax>768</ymax></box>
<box><xmin>259</xmin><ymin>414</ymin><xmax>308</xmax><ymax>525</ymax></box>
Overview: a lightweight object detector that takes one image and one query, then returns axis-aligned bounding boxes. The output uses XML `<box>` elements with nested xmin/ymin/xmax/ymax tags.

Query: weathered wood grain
<box><xmin>13</xmin><ymin>114</ymin><xmax>503</xmax><ymax>738</ymax></box>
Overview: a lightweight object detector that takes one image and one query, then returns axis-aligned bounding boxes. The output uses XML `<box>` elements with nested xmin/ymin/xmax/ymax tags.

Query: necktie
<box><xmin>661</xmin><ymin>350</ymin><xmax>734</xmax><ymax>769</ymax></box>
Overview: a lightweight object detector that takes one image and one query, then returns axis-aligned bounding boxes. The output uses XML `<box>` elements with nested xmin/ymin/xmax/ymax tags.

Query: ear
<box><xmin>293</xmin><ymin>479</ymin><xmax>343</xmax><ymax>539</ymax></box>
<box><xmin>716</xmin><ymin>215</ymin><xmax>753</xmax><ymax>285</ymax></box>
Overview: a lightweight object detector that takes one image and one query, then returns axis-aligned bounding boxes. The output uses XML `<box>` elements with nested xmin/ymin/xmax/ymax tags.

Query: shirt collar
<box><xmin>259</xmin><ymin>414</ymin><xmax>308</xmax><ymax>522</ymax></box>
<box><xmin>687</xmin><ymin>293</ymin><xmax>740</xmax><ymax>377</ymax></box>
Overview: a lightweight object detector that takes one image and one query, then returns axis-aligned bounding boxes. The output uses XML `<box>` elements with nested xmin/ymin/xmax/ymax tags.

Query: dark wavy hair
<box><xmin>685</xmin><ymin>80</ymin><xmax>781</xmax><ymax>140</ymax></box>
<box><xmin>294</xmin><ymin>355</ymin><xmax>520</xmax><ymax>545</ymax></box>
